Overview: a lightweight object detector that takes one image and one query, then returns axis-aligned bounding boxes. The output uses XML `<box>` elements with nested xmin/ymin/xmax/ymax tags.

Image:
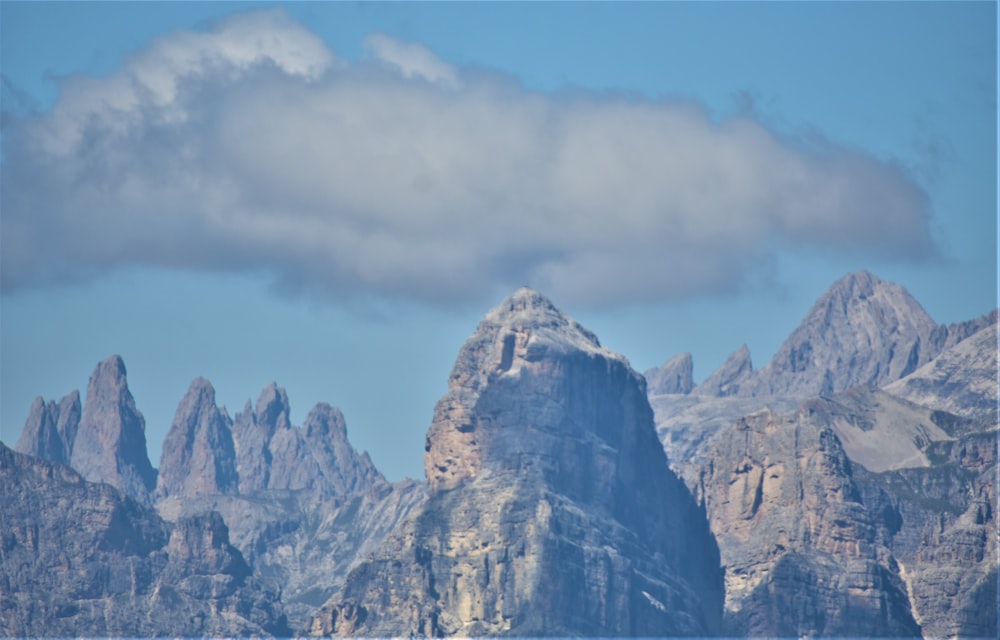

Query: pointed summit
<box><xmin>69</xmin><ymin>356</ymin><xmax>157</xmax><ymax>503</ymax></box>
<box><xmin>750</xmin><ymin>270</ymin><xmax>938</xmax><ymax>396</ymax></box>
<box><xmin>15</xmin><ymin>390</ymin><xmax>81</xmax><ymax>465</ymax></box>
<box><xmin>157</xmin><ymin>377</ymin><xmax>239</xmax><ymax>498</ymax></box>
<box><xmin>255</xmin><ymin>383</ymin><xmax>292</xmax><ymax>433</ymax></box>
<box><xmin>696</xmin><ymin>344</ymin><xmax>753</xmax><ymax>397</ymax></box>
<box><xmin>233</xmin><ymin>383</ymin><xmax>292</xmax><ymax>493</ymax></box>
<box><xmin>268</xmin><ymin>402</ymin><xmax>384</xmax><ymax>498</ymax></box>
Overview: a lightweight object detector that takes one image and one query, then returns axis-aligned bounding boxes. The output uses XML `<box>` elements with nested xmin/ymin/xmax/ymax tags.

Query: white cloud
<box><xmin>364</xmin><ymin>33</ymin><xmax>460</xmax><ymax>88</ymax></box>
<box><xmin>0</xmin><ymin>9</ymin><xmax>936</xmax><ymax>308</ymax></box>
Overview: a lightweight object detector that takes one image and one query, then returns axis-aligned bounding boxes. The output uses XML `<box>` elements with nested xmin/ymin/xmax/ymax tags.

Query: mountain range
<box><xmin>3</xmin><ymin>270</ymin><xmax>996</xmax><ymax>637</ymax></box>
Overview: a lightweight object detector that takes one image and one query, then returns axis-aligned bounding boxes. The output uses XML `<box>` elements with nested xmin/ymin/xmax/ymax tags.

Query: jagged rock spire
<box><xmin>15</xmin><ymin>390</ymin><xmax>81</xmax><ymax>465</ymax></box>
<box><xmin>69</xmin><ymin>355</ymin><xmax>157</xmax><ymax>504</ymax></box>
<box><xmin>157</xmin><ymin>377</ymin><xmax>239</xmax><ymax>498</ymax></box>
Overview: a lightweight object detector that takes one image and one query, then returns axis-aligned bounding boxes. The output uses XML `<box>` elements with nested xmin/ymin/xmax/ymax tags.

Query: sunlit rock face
<box><xmin>311</xmin><ymin>288</ymin><xmax>724</xmax><ymax>637</ymax></box>
<box><xmin>696</xmin><ymin>401</ymin><xmax>922</xmax><ymax>637</ymax></box>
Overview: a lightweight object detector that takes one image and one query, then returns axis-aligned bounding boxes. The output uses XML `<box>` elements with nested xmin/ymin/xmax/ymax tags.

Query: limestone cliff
<box><xmin>695</xmin><ymin>344</ymin><xmax>753</xmax><ymax>397</ymax></box>
<box><xmin>311</xmin><ymin>288</ymin><xmax>724</xmax><ymax>637</ymax></box>
<box><xmin>697</xmin><ymin>399</ymin><xmax>921</xmax><ymax>636</ymax></box>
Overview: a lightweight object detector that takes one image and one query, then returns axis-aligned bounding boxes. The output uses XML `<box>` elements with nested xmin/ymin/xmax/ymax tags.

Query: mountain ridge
<box><xmin>6</xmin><ymin>271</ymin><xmax>996</xmax><ymax>638</ymax></box>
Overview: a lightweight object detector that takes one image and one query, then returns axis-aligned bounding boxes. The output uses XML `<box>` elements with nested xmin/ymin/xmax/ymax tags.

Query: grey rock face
<box><xmin>233</xmin><ymin>383</ymin><xmax>290</xmax><ymax>494</ymax></box>
<box><xmin>696</xmin><ymin>399</ymin><xmax>921</xmax><ymax>636</ymax></box>
<box><xmin>858</xmin><ymin>422</ymin><xmax>997</xmax><ymax>639</ymax></box>
<box><xmin>746</xmin><ymin>270</ymin><xmax>938</xmax><ymax>397</ymax></box>
<box><xmin>648</xmin><ymin>271</ymin><xmax>997</xmax><ymax>638</ymax></box>
<box><xmin>689</xmin><ymin>382</ymin><xmax>996</xmax><ymax>638</ymax></box>
<box><xmin>886</xmin><ymin>321</ymin><xmax>998</xmax><ymax>418</ymax></box>
<box><xmin>650</xmin><ymin>393</ymin><xmax>802</xmax><ymax>490</ymax></box>
<box><xmin>157</xmin><ymin>377</ymin><xmax>239</xmax><ymax>498</ymax></box>
<box><xmin>69</xmin><ymin>355</ymin><xmax>157</xmax><ymax>504</ymax></box>
<box><xmin>269</xmin><ymin>402</ymin><xmax>383</xmax><ymax>499</ymax></box>
<box><xmin>311</xmin><ymin>288</ymin><xmax>724</xmax><ymax>637</ymax></box>
<box><xmin>14</xmin><ymin>390</ymin><xmax>80</xmax><ymax>465</ymax></box>
<box><xmin>229</xmin><ymin>383</ymin><xmax>385</xmax><ymax>501</ymax></box>
<box><xmin>159</xmin><ymin>478</ymin><xmax>428</xmax><ymax>629</ymax></box>
<box><xmin>644</xmin><ymin>352</ymin><xmax>694</xmax><ymax>395</ymax></box>
<box><xmin>930</xmin><ymin>308</ymin><xmax>998</xmax><ymax>354</ymax></box>
<box><xmin>695</xmin><ymin>344</ymin><xmax>753</xmax><ymax>397</ymax></box>
<box><xmin>154</xmin><ymin>378</ymin><xmax>403</xmax><ymax>629</ymax></box>
<box><xmin>0</xmin><ymin>443</ymin><xmax>289</xmax><ymax>637</ymax></box>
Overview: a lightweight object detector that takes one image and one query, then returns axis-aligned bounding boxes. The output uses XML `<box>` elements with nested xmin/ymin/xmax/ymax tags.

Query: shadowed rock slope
<box><xmin>310</xmin><ymin>288</ymin><xmax>724</xmax><ymax>637</ymax></box>
<box><xmin>0</xmin><ymin>443</ymin><xmax>288</xmax><ymax>637</ymax></box>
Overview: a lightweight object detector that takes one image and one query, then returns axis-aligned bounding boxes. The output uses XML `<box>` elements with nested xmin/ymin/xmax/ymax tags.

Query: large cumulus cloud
<box><xmin>1</xmin><ymin>8</ymin><xmax>936</xmax><ymax>307</ymax></box>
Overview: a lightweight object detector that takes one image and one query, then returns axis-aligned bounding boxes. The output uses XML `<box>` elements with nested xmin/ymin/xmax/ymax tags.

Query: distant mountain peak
<box><xmin>645</xmin><ymin>352</ymin><xmax>695</xmax><ymax>395</ymax></box>
<box><xmin>695</xmin><ymin>344</ymin><xmax>753</xmax><ymax>397</ymax></box>
<box><xmin>255</xmin><ymin>383</ymin><xmax>292</xmax><ymax>432</ymax></box>
<box><xmin>750</xmin><ymin>271</ymin><xmax>937</xmax><ymax>397</ymax></box>
<box><xmin>69</xmin><ymin>355</ymin><xmax>157</xmax><ymax>503</ymax></box>
<box><xmin>157</xmin><ymin>376</ymin><xmax>239</xmax><ymax>499</ymax></box>
<box><xmin>15</xmin><ymin>390</ymin><xmax>81</xmax><ymax>466</ymax></box>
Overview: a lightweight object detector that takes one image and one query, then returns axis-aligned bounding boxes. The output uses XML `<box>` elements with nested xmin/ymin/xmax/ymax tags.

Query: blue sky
<box><xmin>1</xmin><ymin>1</ymin><xmax>996</xmax><ymax>481</ymax></box>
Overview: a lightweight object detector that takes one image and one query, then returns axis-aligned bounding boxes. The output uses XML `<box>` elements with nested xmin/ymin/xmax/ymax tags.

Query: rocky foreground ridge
<box><xmin>4</xmin><ymin>271</ymin><xmax>998</xmax><ymax>638</ymax></box>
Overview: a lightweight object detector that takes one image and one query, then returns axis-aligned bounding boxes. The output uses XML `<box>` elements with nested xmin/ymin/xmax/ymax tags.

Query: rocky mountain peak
<box><xmin>267</xmin><ymin>400</ymin><xmax>385</xmax><ymax>498</ymax></box>
<box><xmin>157</xmin><ymin>377</ymin><xmax>239</xmax><ymax>498</ymax></box>
<box><xmin>482</xmin><ymin>286</ymin><xmax>605</xmax><ymax>353</ymax></box>
<box><xmin>15</xmin><ymin>390</ymin><xmax>81</xmax><ymax>466</ymax></box>
<box><xmin>748</xmin><ymin>271</ymin><xmax>938</xmax><ymax>397</ymax></box>
<box><xmin>315</xmin><ymin>288</ymin><xmax>724</xmax><ymax>636</ymax></box>
<box><xmin>695</xmin><ymin>344</ymin><xmax>753</xmax><ymax>397</ymax></box>
<box><xmin>428</xmin><ymin>288</ymin><xmax>626</xmax><ymax>491</ymax></box>
<box><xmin>645</xmin><ymin>352</ymin><xmax>695</xmax><ymax>395</ymax></box>
<box><xmin>255</xmin><ymin>383</ymin><xmax>292</xmax><ymax>433</ymax></box>
<box><xmin>69</xmin><ymin>355</ymin><xmax>157</xmax><ymax>504</ymax></box>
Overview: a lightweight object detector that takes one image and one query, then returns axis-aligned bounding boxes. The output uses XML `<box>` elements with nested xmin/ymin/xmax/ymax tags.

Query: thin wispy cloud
<box><xmin>1</xmin><ymin>8</ymin><xmax>937</xmax><ymax>308</ymax></box>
